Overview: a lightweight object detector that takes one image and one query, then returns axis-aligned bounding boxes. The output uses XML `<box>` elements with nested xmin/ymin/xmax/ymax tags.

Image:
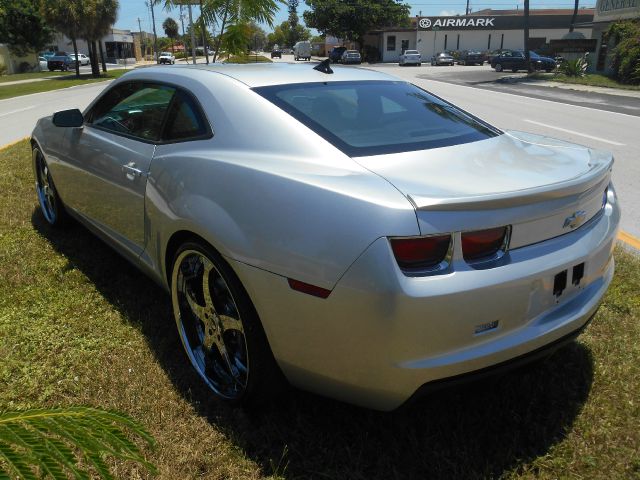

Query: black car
<box><xmin>329</xmin><ymin>46</ymin><xmax>347</xmax><ymax>63</ymax></box>
<box><xmin>457</xmin><ymin>50</ymin><xmax>485</xmax><ymax>65</ymax></box>
<box><xmin>47</xmin><ymin>55</ymin><xmax>74</xmax><ymax>71</ymax></box>
<box><xmin>491</xmin><ymin>50</ymin><xmax>556</xmax><ymax>73</ymax></box>
<box><xmin>271</xmin><ymin>49</ymin><xmax>282</xmax><ymax>59</ymax></box>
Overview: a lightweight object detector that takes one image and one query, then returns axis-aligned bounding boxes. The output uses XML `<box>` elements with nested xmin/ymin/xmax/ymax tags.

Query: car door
<box><xmin>60</xmin><ymin>81</ymin><xmax>176</xmax><ymax>257</ymax></box>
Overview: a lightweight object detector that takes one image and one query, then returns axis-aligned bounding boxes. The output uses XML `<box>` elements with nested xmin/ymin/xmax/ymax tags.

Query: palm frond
<box><xmin>0</xmin><ymin>407</ymin><xmax>156</xmax><ymax>480</ymax></box>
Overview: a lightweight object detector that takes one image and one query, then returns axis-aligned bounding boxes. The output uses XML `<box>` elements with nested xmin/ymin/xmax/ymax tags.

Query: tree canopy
<box><xmin>267</xmin><ymin>20</ymin><xmax>310</xmax><ymax>49</ymax></box>
<box><xmin>303</xmin><ymin>0</ymin><xmax>410</xmax><ymax>46</ymax></box>
<box><xmin>41</xmin><ymin>0</ymin><xmax>85</xmax><ymax>76</ymax></box>
<box><xmin>0</xmin><ymin>0</ymin><xmax>54</xmax><ymax>57</ymax></box>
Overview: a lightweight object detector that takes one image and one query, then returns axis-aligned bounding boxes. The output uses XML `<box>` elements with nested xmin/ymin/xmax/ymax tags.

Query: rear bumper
<box><xmin>235</xmin><ymin>193</ymin><xmax>620</xmax><ymax>411</ymax></box>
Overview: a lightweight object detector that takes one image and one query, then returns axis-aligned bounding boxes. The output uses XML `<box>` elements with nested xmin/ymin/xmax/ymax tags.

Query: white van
<box><xmin>293</xmin><ymin>41</ymin><xmax>311</xmax><ymax>61</ymax></box>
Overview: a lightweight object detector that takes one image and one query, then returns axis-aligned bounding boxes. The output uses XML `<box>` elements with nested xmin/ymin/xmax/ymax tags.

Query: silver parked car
<box><xmin>31</xmin><ymin>64</ymin><xmax>620</xmax><ymax>411</ymax></box>
<box><xmin>431</xmin><ymin>52</ymin><xmax>455</xmax><ymax>66</ymax></box>
<box><xmin>340</xmin><ymin>50</ymin><xmax>362</xmax><ymax>64</ymax></box>
<box><xmin>399</xmin><ymin>49</ymin><xmax>422</xmax><ymax>66</ymax></box>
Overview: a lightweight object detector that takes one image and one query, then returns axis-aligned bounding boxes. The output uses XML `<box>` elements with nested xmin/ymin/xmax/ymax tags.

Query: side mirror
<box><xmin>52</xmin><ymin>109</ymin><xmax>84</xmax><ymax>128</ymax></box>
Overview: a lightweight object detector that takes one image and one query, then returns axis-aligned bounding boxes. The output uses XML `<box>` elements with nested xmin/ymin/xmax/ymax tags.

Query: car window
<box><xmin>162</xmin><ymin>90</ymin><xmax>210</xmax><ymax>141</ymax></box>
<box><xmin>89</xmin><ymin>82</ymin><xmax>175</xmax><ymax>141</ymax></box>
<box><xmin>255</xmin><ymin>80</ymin><xmax>501</xmax><ymax>157</ymax></box>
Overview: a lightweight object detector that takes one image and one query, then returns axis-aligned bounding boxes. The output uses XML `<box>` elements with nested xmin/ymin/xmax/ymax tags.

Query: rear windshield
<box><xmin>254</xmin><ymin>80</ymin><xmax>500</xmax><ymax>157</ymax></box>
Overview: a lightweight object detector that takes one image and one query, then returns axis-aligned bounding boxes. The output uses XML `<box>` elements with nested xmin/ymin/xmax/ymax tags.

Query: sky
<box><xmin>114</xmin><ymin>0</ymin><xmax>595</xmax><ymax>37</ymax></box>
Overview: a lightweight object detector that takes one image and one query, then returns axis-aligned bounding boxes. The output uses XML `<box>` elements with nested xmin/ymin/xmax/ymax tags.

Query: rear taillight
<box><xmin>461</xmin><ymin>226</ymin><xmax>509</xmax><ymax>262</ymax></box>
<box><xmin>390</xmin><ymin>235</ymin><xmax>451</xmax><ymax>271</ymax></box>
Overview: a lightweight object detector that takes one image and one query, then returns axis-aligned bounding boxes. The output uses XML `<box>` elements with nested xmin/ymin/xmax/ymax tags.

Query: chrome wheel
<box><xmin>34</xmin><ymin>148</ymin><xmax>58</xmax><ymax>224</ymax></box>
<box><xmin>172</xmin><ymin>249</ymin><xmax>249</xmax><ymax>400</ymax></box>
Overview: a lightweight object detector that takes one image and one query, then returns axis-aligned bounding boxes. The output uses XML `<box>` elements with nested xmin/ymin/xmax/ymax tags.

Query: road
<box><xmin>1</xmin><ymin>56</ymin><xmax>638</xmax><ymax>239</ymax></box>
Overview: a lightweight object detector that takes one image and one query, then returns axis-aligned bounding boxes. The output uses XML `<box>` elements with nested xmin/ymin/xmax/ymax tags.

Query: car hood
<box><xmin>353</xmin><ymin>131</ymin><xmax>612</xmax><ymax>210</ymax></box>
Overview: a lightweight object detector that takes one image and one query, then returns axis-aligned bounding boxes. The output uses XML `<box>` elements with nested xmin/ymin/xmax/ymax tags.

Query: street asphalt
<box><xmin>0</xmin><ymin>55</ymin><xmax>638</xmax><ymax>240</ymax></box>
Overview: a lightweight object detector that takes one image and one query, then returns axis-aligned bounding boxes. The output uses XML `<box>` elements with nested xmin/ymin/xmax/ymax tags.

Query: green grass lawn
<box><xmin>1</xmin><ymin>139</ymin><xmax>639</xmax><ymax>479</ymax></box>
<box><xmin>224</xmin><ymin>55</ymin><xmax>272</xmax><ymax>64</ymax></box>
<box><xmin>531</xmin><ymin>72</ymin><xmax>640</xmax><ymax>91</ymax></box>
<box><xmin>0</xmin><ymin>70</ymin><xmax>131</xmax><ymax>100</ymax></box>
<box><xmin>0</xmin><ymin>71</ymin><xmax>71</xmax><ymax>83</ymax></box>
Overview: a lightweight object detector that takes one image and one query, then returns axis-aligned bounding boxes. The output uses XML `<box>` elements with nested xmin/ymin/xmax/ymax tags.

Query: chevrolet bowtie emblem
<box><xmin>563</xmin><ymin>210</ymin><xmax>587</xmax><ymax>229</ymax></box>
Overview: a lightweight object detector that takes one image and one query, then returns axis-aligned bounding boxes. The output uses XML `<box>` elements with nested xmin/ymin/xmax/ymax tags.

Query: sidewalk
<box><xmin>497</xmin><ymin>75</ymin><xmax>640</xmax><ymax>99</ymax></box>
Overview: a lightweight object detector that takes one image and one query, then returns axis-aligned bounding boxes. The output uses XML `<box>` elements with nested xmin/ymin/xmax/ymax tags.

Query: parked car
<box><xmin>457</xmin><ymin>50</ymin><xmax>484</xmax><ymax>65</ymax></box>
<box><xmin>46</xmin><ymin>55</ymin><xmax>74</xmax><ymax>71</ymax></box>
<box><xmin>340</xmin><ymin>50</ymin><xmax>362</xmax><ymax>64</ymax></box>
<box><xmin>70</xmin><ymin>53</ymin><xmax>90</xmax><ymax>66</ymax></box>
<box><xmin>31</xmin><ymin>63</ymin><xmax>620</xmax><ymax>411</ymax></box>
<box><xmin>159</xmin><ymin>52</ymin><xmax>176</xmax><ymax>65</ymax></box>
<box><xmin>39</xmin><ymin>56</ymin><xmax>48</xmax><ymax>71</ymax></box>
<box><xmin>491</xmin><ymin>50</ymin><xmax>556</xmax><ymax>72</ymax></box>
<box><xmin>399</xmin><ymin>49</ymin><xmax>422</xmax><ymax>66</ymax></box>
<box><xmin>430</xmin><ymin>52</ymin><xmax>455</xmax><ymax>66</ymax></box>
<box><xmin>293</xmin><ymin>41</ymin><xmax>311</xmax><ymax>61</ymax></box>
<box><xmin>329</xmin><ymin>46</ymin><xmax>347</xmax><ymax>63</ymax></box>
<box><xmin>486</xmin><ymin>49</ymin><xmax>510</xmax><ymax>64</ymax></box>
<box><xmin>270</xmin><ymin>49</ymin><xmax>282</xmax><ymax>59</ymax></box>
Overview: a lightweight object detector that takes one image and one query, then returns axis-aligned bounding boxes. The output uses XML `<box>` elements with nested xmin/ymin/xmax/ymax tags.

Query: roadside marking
<box><xmin>420</xmin><ymin>77</ymin><xmax>640</xmax><ymax>121</ymax></box>
<box><xmin>0</xmin><ymin>136</ymin><xmax>29</xmax><ymax>152</ymax></box>
<box><xmin>0</xmin><ymin>106</ymin><xmax>35</xmax><ymax>118</ymax></box>
<box><xmin>523</xmin><ymin>119</ymin><xmax>626</xmax><ymax>146</ymax></box>
<box><xmin>619</xmin><ymin>230</ymin><xmax>640</xmax><ymax>250</ymax></box>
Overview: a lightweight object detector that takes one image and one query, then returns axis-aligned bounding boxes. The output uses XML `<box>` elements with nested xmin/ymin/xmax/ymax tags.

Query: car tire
<box><xmin>33</xmin><ymin>146</ymin><xmax>68</xmax><ymax>227</ymax></box>
<box><xmin>417</xmin><ymin>63</ymin><xmax>421</xmax><ymax>66</ymax></box>
<box><xmin>512</xmin><ymin>67</ymin><xmax>518</xmax><ymax>73</ymax></box>
<box><xmin>495</xmin><ymin>63</ymin><xmax>503</xmax><ymax>72</ymax></box>
<box><xmin>171</xmin><ymin>240</ymin><xmax>285</xmax><ymax>407</ymax></box>
<box><xmin>545</xmin><ymin>68</ymin><xmax>553</xmax><ymax>73</ymax></box>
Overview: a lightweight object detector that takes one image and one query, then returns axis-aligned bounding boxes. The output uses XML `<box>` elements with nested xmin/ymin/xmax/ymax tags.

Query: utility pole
<box><xmin>179</xmin><ymin>5</ymin><xmax>187</xmax><ymax>60</ymax></box>
<box><xmin>466</xmin><ymin>0</ymin><xmax>470</xmax><ymax>15</ymax></box>
<box><xmin>148</xmin><ymin>1</ymin><xmax>159</xmax><ymax>63</ymax></box>
<box><xmin>524</xmin><ymin>0</ymin><xmax>531</xmax><ymax>72</ymax></box>
<box><xmin>188</xmin><ymin>3</ymin><xmax>197</xmax><ymax>64</ymax></box>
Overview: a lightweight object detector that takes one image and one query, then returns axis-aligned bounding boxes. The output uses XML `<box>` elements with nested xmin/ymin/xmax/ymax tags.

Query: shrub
<box><xmin>607</xmin><ymin>20</ymin><xmax>640</xmax><ymax>84</ymax></box>
<box><xmin>559</xmin><ymin>55</ymin><xmax>588</xmax><ymax>77</ymax></box>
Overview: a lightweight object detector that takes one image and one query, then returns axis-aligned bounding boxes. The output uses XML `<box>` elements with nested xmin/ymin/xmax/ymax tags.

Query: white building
<box><xmin>365</xmin><ymin>9</ymin><xmax>595</xmax><ymax>63</ymax></box>
<box><xmin>51</xmin><ymin>28</ymin><xmax>136</xmax><ymax>64</ymax></box>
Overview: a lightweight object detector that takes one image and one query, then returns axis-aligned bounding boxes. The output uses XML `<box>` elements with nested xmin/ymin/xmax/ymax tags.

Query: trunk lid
<box><xmin>354</xmin><ymin>131</ymin><xmax>612</xmax><ymax>247</ymax></box>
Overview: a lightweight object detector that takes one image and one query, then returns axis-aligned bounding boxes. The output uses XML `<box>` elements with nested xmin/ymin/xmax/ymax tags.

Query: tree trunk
<box><xmin>200</xmin><ymin>0</ymin><xmax>210</xmax><ymax>64</ymax></box>
<box><xmin>212</xmin><ymin>0</ymin><xmax>230</xmax><ymax>63</ymax></box>
<box><xmin>99</xmin><ymin>41</ymin><xmax>107</xmax><ymax>72</ymax></box>
<box><xmin>71</xmin><ymin>37</ymin><xmax>80</xmax><ymax>77</ymax></box>
<box><xmin>569</xmin><ymin>0</ymin><xmax>579</xmax><ymax>33</ymax></box>
<box><xmin>93</xmin><ymin>41</ymin><xmax>101</xmax><ymax>76</ymax></box>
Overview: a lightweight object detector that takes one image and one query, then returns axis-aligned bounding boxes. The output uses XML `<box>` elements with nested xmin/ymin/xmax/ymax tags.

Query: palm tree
<box><xmin>163</xmin><ymin>17</ymin><xmax>179</xmax><ymax>53</ymax></box>
<box><xmin>0</xmin><ymin>407</ymin><xmax>156</xmax><ymax>479</ymax></box>
<box><xmin>82</xmin><ymin>0</ymin><xmax>119</xmax><ymax>76</ymax></box>
<box><xmin>41</xmin><ymin>0</ymin><xmax>85</xmax><ymax>77</ymax></box>
<box><xmin>168</xmin><ymin>0</ymin><xmax>282</xmax><ymax>63</ymax></box>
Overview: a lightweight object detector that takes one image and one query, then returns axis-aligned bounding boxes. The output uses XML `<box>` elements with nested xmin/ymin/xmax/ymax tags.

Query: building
<box><xmin>578</xmin><ymin>0</ymin><xmax>640</xmax><ymax>72</ymax></box>
<box><xmin>365</xmin><ymin>9</ymin><xmax>595</xmax><ymax>63</ymax></box>
<box><xmin>52</xmin><ymin>28</ymin><xmax>136</xmax><ymax>64</ymax></box>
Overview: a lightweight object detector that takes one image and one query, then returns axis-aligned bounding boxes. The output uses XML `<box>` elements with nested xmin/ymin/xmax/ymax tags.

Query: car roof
<box><xmin>125</xmin><ymin>63</ymin><xmax>397</xmax><ymax>88</ymax></box>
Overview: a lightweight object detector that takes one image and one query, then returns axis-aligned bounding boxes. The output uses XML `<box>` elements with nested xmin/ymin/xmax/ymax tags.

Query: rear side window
<box><xmin>162</xmin><ymin>90</ymin><xmax>209</xmax><ymax>141</ymax></box>
<box><xmin>254</xmin><ymin>81</ymin><xmax>500</xmax><ymax>157</ymax></box>
<box><xmin>89</xmin><ymin>82</ymin><xmax>175</xmax><ymax>141</ymax></box>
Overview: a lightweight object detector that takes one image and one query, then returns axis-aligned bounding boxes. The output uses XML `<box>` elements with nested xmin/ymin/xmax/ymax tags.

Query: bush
<box><xmin>607</xmin><ymin>20</ymin><xmax>640</xmax><ymax>84</ymax></box>
<box><xmin>559</xmin><ymin>55</ymin><xmax>588</xmax><ymax>77</ymax></box>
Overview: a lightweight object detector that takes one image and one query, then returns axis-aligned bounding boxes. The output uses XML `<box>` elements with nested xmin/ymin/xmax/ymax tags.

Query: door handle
<box><xmin>122</xmin><ymin>162</ymin><xmax>145</xmax><ymax>180</ymax></box>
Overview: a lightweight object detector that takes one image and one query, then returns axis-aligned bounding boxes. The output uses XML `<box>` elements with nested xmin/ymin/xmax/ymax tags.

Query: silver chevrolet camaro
<box><xmin>31</xmin><ymin>63</ymin><xmax>620</xmax><ymax>411</ymax></box>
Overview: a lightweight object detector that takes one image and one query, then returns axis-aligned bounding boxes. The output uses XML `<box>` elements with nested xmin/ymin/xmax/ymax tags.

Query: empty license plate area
<box><xmin>553</xmin><ymin>262</ymin><xmax>586</xmax><ymax>300</ymax></box>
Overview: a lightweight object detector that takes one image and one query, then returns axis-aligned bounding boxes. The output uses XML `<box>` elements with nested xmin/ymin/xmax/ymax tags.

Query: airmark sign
<box><xmin>419</xmin><ymin>17</ymin><xmax>496</xmax><ymax>29</ymax></box>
